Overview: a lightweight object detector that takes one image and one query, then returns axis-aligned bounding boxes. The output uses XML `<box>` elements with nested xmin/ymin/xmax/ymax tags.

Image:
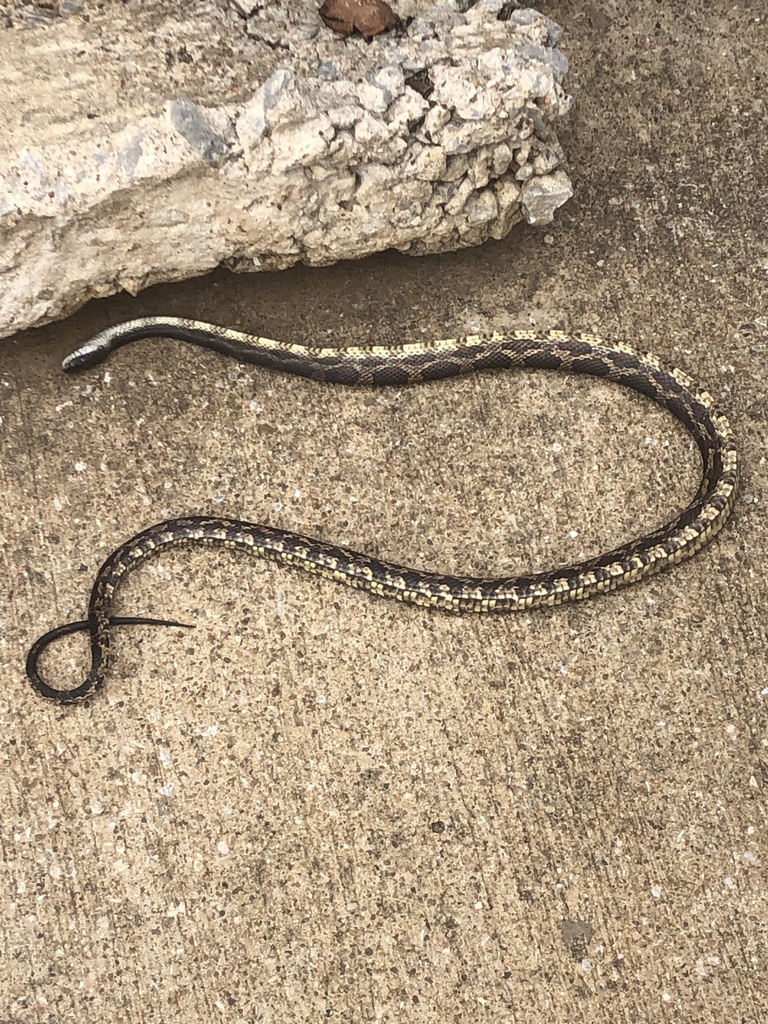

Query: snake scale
<box><xmin>26</xmin><ymin>317</ymin><xmax>738</xmax><ymax>703</ymax></box>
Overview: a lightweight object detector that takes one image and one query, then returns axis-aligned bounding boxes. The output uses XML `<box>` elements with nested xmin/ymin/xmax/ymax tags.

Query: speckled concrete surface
<box><xmin>2</xmin><ymin>3</ymin><xmax>767</xmax><ymax>1022</ymax></box>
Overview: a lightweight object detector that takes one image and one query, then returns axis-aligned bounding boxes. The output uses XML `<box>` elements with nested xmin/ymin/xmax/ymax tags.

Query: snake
<box><xmin>26</xmin><ymin>317</ymin><xmax>738</xmax><ymax>703</ymax></box>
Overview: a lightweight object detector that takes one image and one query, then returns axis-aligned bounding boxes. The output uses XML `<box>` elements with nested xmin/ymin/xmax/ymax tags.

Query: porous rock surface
<box><xmin>0</xmin><ymin>0</ymin><xmax>573</xmax><ymax>339</ymax></box>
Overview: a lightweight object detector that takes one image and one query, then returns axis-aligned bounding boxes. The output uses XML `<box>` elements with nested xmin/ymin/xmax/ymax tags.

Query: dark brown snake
<box><xmin>26</xmin><ymin>317</ymin><xmax>738</xmax><ymax>703</ymax></box>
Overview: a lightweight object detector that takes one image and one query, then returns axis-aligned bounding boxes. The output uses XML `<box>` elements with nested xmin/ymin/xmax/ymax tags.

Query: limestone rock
<box><xmin>0</xmin><ymin>0</ymin><xmax>573</xmax><ymax>339</ymax></box>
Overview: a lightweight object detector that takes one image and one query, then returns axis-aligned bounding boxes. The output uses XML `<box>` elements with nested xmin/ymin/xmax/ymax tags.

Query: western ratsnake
<box><xmin>26</xmin><ymin>317</ymin><xmax>738</xmax><ymax>702</ymax></box>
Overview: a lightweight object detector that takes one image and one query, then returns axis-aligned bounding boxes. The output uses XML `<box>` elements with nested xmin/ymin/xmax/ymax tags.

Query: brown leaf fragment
<box><xmin>319</xmin><ymin>0</ymin><xmax>399</xmax><ymax>39</ymax></box>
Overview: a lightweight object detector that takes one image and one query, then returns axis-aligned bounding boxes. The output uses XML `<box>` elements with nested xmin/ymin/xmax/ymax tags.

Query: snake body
<box><xmin>27</xmin><ymin>317</ymin><xmax>738</xmax><ymax>702</ymax></box>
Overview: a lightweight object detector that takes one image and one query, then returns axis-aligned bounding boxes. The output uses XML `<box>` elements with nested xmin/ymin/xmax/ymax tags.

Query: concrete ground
<box><xmin>2</xmin><ymin>2</ymin><xmax>766</xmax><ymax>1022</ymax></box>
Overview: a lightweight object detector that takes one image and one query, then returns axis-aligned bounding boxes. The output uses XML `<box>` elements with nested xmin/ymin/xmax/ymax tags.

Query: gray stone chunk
<box><xmin>0</xmin><ymin>0</ymin><xmax>573</xmax><ymax>339</ymax></box>
<box><xmin>170</xmin><ymin>99</ymin><xmax>231</xmax><ymax>167</ymax></box>
<box><xmin>520</xmin><ymin>171</ymin><xmax>574</xmax><ymax>226</ymax></box>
